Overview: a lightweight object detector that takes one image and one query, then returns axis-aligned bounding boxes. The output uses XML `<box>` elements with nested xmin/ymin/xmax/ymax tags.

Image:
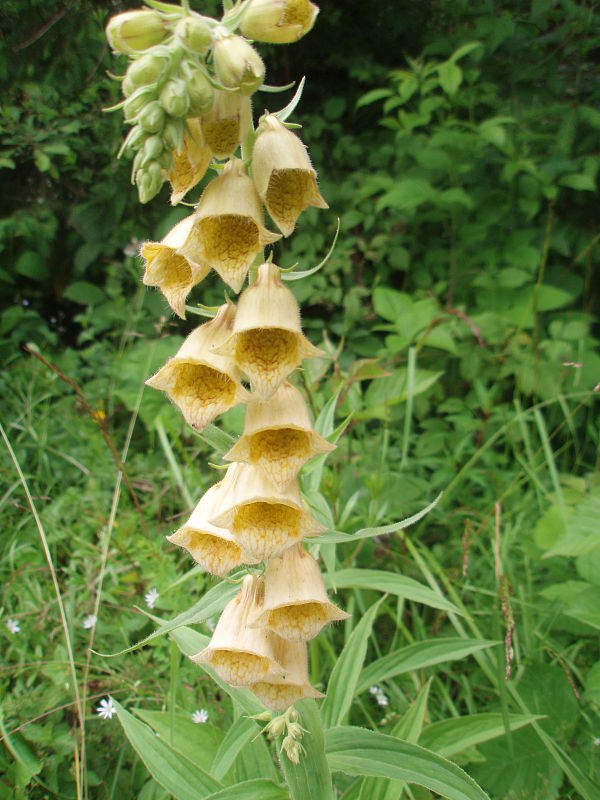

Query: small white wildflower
<box><xmin>369</xmin><ymin>685</ymin><xmax>379</xmax><ymax>696</ymax></box>
<box><xmin>594</xmin><ymin>737</ymin><xmax>600</xmax><ymax>747</ymax></box>
<box><xmin>376</xmin><ymin>689</ymin><xmax>389</xmax><ymax>708</ymax></box>
<box><xmin>145</xmin><ymin>588</ymin><xmax>159</xmax><ymax>609</ymax></box>
<box><xmin>83</xmin><ymin>615</ymin><xmax>97</xmax><ymax>630</ymax></box>
<box><xmin>192</xmin><ymin>709</ymin><xmax>209</xmax><ymax>724</ymax></box>
<box><xmin>6</xmin><ymin>619</ymin><xmax>20</xmax><ymax>635</ymax></box>
<box><xmin>96</xmin><ymin>697</ymin><xmax>116</xmax><ymax>720</ymax></box>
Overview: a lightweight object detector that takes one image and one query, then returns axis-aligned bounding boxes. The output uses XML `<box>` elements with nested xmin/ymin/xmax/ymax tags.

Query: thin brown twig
<box><xmin>12</xmin><ymin>2</ymin><xmax>74</xmax><ymax>51</ymax></box>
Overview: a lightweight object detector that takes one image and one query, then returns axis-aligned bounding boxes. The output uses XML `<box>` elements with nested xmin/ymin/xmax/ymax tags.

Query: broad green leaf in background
<box><xmin>211</xmin><ymin>715</ymin><xmax>257</xmax><ymax>781</ymax></box>
<box><xmin>418</xmin><ymin>713</ymin><xmax>541</xmax><ymax>758</ymax></box>
<box><xmin>357</xmin><ymin>639</ymin><xmax>496</xmax><ymax>694</ymax></box>
<box><xmin>113</xmin><ymin>700</ymin><xmax>223</xmax><ymax>800</ymax></box>
<box><xmin>202</xmin><ymin>780</ymin><xmax>288</xmax><ymax>800</ymax></box>
<box><xmin>277</xmin><ymin>700</ymin><xmax>334</xmax><ymax>800</ymax></box>
<box><xmin>321</xmin><ymin>598</ymin><xmax>383</xmax><ymax>728</ymax></box>
<box><xmin>136</xmin><ymin>710</ymin><xmax>222</xmax><ymax>774</ymax></box>
<box><xmin>325</xmin><ymin>727</ymin><xmax>490</xmax><ymax>800</ymax></box>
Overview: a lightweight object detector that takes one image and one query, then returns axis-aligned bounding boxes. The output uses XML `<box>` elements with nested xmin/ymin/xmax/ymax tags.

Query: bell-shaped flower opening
<box><xmin>240</xmin><ymin>0</ymin><xmax>319</xmax><ymax>44</ymax></box>
<box><xmin>168</xmin><ymin>118</ymin><xmax>212</xmax><ymax>206</ymax></box>
<box><xmin>224</xmin><ymin>381</ymin><xmax>334</xmax><ymax>486</ymax></box>
<box><xmin>250</xmin><ymin>637</ymin><xmax>323</xmax><ymax>711</ymax></box>
<box><xmin>167</xmin><ymin>481</ymin><xmax>259</xmax><ymax>577</ymax></box>
<box><xmin>213</xmin><ymin>33</ymin><xmax>265</xmax><ymax>96</ymax></box>
<box><xmin>146</xmin><ymin>304</ymin><xmax>249</xmax><ymax>430</ymax></box>
<box><xmin>215</xmin><ymin>262</ymin><xmax>324</xmax><ymax>398</ymax></box>
<box><xmin>209</xmin><ymin>462</ymin><xmax>325</xmax><ymax>561</ymax></box>
<box><xmin>201</xmin><ymin>90</ymin><xmax>252</xmax><ymax>160</ymax></box>
<box><xmin>141</xmin><ymin>215</ymin><xmax>210</xmax><ymax>319</ymax></box>
<box><xmin>251</xmin><ymin>114</ymin><xmax>327</xmax><ymax>236</ymax></box>
<box><xmin>177</xmin><ymin>159</ymin><xmax>280</xmax><ymax>294</ymax></box>
<box><xmin>191</xmin><ymin>574</ymin><xmax>285</xmax><ymax>686</ymax></box>
<box><xmin>250</xmin><ymin>543</ymin><xmax>349</xmax><ymax>641</ymax></box>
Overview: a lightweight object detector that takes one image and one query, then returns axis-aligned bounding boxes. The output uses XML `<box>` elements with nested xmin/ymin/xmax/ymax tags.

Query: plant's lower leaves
<box><xmin>202</xmin><ymin>779</ymin><xmax>288</xmax><ymax>800</ymax></box>
<box><xmin>211</xmin><ymin>715</ymin><xmax>257</xmax><ymax>782</ymax></box>
<box><xmin>326</xmin><ymin>726</ymin><xmax>489</xmax><ymax>800</ymax></box>
<box><xmin>113</xmin><ymin>699</ymin><xmax>223</xmax><ymax>800</ymax></box>
<box><xmin>277</xmin><ymin>700</ymin><xmax>335</xmax><ymax>800</ymax></box>
<box><xmin>357</xmin><ymin>639</ymin><xmax>496</xmax><ymax>694</ymax></box>
<box><xmin>231</xmin><ymin>702</ymin><xmax>279</xmax><ymax>785</ymax></box>
<box><xmin>419</xmin><ymin>713</ymin><xmax>541</xmax><ymax>758</ymax></box>
<box><xmin>323</xmin><ymin>569</ymin><xmax>460</xmax><ymax>614</ymax></box>
<box><xmin>136</xmin><ymin>710</ymin><xmax>222</xmax><ymax>773</ymax></box>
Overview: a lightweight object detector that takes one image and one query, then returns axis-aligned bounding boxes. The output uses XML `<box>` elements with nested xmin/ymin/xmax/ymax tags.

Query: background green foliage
<box><xmin>1</xmin><ymin>1</ymin><xmax>599</xmax><ymax>798</ymax></box>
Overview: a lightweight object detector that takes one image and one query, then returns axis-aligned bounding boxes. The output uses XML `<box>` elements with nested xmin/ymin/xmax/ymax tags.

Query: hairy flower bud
<box><xmin>168</xmin><ymin>480</ymin><xmax>259</xmax><ymax>575</ymax></box>
<box><xmin>201</xmin><ymin>90</ymin><xmax>252</xmax><ymax>159</ymax></box>
<box><xmin>184</xmin><ymin>66</ymin><xmax>214</xmax><ymax>116</ymax></box>
<box><xmin>106</xmin><ymin>9</ymin><xmax>169</xmax><ymax>54</ymax></box>
<box><xmin>146</xmin><ymin>304</ymin><xmax>249</xmax><ymax>429</ymax></box>
<box><xmin>215</xmin><ymin>262</ymin><xmax>324</xmax><ymax>397</ymax></box>
<box><xmin>175</xmin><ymin>15</ymin><xmax>213</xmax><ymax>55</ymax></box>
<box><xmin>160</xmin><ymin>79</ymin><xmax>190</xmax><ymax>118</ymax></box>
<box><xmin>139</xmin><ymin>101</ymin><xmax>166</xmax><ymax>134</ymax></box>
<box><xmin>192</xmin><ymin>574</ymin><xmax>286</xmax><ymax>686</ymax></box>
<box><xmin>209</xmin><ymin>462</ymin><xmax>326</xmax><ymax>561</ymax></box>
<box><xmin>250</xmin><ymin>637</ymin><xmax>323</xmax><ymax>711</ymax></box>
<box><xmin>123</xmin><ymin>53</ymin><xmax>170</xmax><ymax>97</ymax></box>
<box><xmin>141</xmin><ymin>214</ymin><xmax>209</xmax><ymax>317</ymax></box>
<box><xmin>240</xmin><ymin>0</ymin><xmax>319</xmax><ymax>44</ymax></box>
<box><xmin>213</xmin><ymin>34</ymin><xmax>265</xmax><ymax>96</ymax></box>
<box><xmin>123</xmin><ymin>88</ymin><xmax>157</xmax><ymax>122</ymax></box>
<box><xmin>141</xmin><ymin>134</ymin><xmax>164</xmax><ymax>166</ymax></box>
<box><xmin>250</xmin><ymin>543</ymin><xmax>349</xmax><ymax>641</ymax></box>
<box><xmin>168</xmin><ymin>118</ymin><xmax>212</xmax><ymax>205</ymax></box>
<box><xmin>224</xmin><ymin>380</ymin><xmax>335</xmax><ymax>486</ymax></box>
<box><xmin>163</xmin><ymin>118</ymin><xmax>185</xmax><ymax>152</ymax></box>
<box><xmin>251</xmin><ymin>114</ymin><xmax>327</xmax><ymax>236</ymax></box>
<box><xmin>136</xmin><ymin>160</ymin><xmax>164</xmax><ymax>203</ymax></box>
<box><xmin>177</xmin><ymin>159</ymin><xmax>280</xmax><ymax>293</ymax></box>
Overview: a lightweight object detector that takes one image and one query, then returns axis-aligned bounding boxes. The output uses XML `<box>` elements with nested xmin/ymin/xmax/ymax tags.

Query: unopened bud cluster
<box><xmin>106</xmin><ymin>0</ymin><xmax>342</xmax><ymax>729</ymax></box>
<box><xmin>106</xmin><ymin>0</ymin><xmax>318</xmax><ymax>203</ymax></box>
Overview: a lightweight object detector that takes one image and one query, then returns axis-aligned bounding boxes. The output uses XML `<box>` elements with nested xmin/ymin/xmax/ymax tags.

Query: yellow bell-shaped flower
<box><xmin>201</xmin><ymin>90</ymin><xmax>252</xmax><ymax>159</ymax></box>
<box><xmin>251</xmin><ymin>114</ymin><xmax>327</xmax><ymax>236</ymax></box>
<box><xmin>224</xmin><ymin>380</ymin><xmax>334</xmax><ymax>486</ymax></box>
<box><xmin>192</xmin><ymin>574</ymin><xmax>285</xmax><ymax>686</ymax></box>
<box><xmin>141</xmin><ymin>215</ymin><xmax>209</xmax><ymax>319</ymax></box>
<box><xmin>209</xmin><ymin>462</ymin><xmax>326</xmax><ymax>561</ymax></box>
<box><xmin>146</xmin><ymin>303</ymin><xmax>249</xmax><ymax>430</ymax></box>
<box><xmin>177</xmin><ymin>159</ymin><xmax>280</xmax><ymax>293</ymax></box>
<box><xmin>250</xmin><ymin>636</ymin><xmax>323</xmax><ymax>711</ymax></box>
<box><xmin>250</xmin><ymin>543</ymin><xmax>349</xmax><ymax>641</ymax></box>
<box><xmin>215</xmin><ymin>262</ymin><xmax>324</xmax><ymax>398</ymax></box>
<box><xmin>240</xmin><ymin>0</ymin><xmax>319</xmax><ymax>44</ymax></box>
<box><xmin>168</xmin><ymin>118</ymin><xmax>212</xmax><ymax>206</ymax></box>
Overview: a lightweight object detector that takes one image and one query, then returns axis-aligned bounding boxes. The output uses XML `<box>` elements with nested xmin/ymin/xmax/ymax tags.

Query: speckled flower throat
<box><xmin>105</xmin><ymin>0</ymin><xmax>345</xmax><ymax>754</ymax></box>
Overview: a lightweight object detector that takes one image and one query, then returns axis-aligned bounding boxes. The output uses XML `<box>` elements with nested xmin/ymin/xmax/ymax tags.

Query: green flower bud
<box><xmin>265</xmin><ymin>715</ymin><xmax>286</xmax><ymax>739</ymax></box>
<box><xmin>163</xmin><ymin>119</ymin><xmax>185</xmax><ymax>152</ymax></box>
<box><xmin>125</xmin><ymin>124</ymin><xmax>149</xmax><ymax>153</ymax></box>
<box><xmin>240</xmin><ymin>0</ymin><xmax>319</xmax><ymax>44</ymax></box>
<box><xmin>122</xmin><ymin>53</ymin><xmax>170</xmax><ymax>97</ymax></box>
<box><xmin>139</xmin><ymin>101</ymin><xmax>166</xmax><ymax>133</ymax></box>
<box><xmin>213</xmin><ymin>34</ymin><xmax>265</xmax><ymax>96</ymax></box>
<box><xmin>160</xmin><ymin>79</ymin><xmax>190</xmax><ymax>118</ymax></box>
<box><xmin>175</xmin><ymin>16</ymin><xmax>213</xmax><ymax>55</ymax></box>
<box><xmin>123</xmin><ymin>88</ymin><xmax>157</xmax><ymax>122</ymax></box>
<box><xmin>142</xmin><ymin>134</ymin><xmax>164</xmax><ymax>166</ymax></box>
<box><xmin>106</xmin><ymin>10</ymin><xmax>169</xmax><ymax>54</ymax></box>
<box><xmin>185</xmin><ymin>67</ymin><xmax>214</xmax><ymax>115</ymax></box>
<box><xmin>158</xmin><ymin>151</ymin><xmax>173</xmax><ymax>171</ymax></box>
<box><xmin>136</xmin><ymin>161</ymin><xmax>164</xmax><ymax>204</ymax></box>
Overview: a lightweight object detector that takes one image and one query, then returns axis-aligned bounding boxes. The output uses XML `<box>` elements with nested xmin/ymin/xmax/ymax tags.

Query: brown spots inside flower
<box><xmin>265</xmin><ymin>169</ymin><xmax>322</xmax><ymax>236</ymax></box>
<box><xmin>171</xmin><ymin>363</ymin><xmax>237</xmax><ymax>430</ymax></box>
<box><xmin>202</xmin><ymin>118</ymin><xmax>240</xmax><ymax>158</ymax></box>
<box><xmin>234</xmin><ymin>328</ymin><xmax>299</xmax><ymax>397</ymax></box>
<box><xmin>251</xmin><ymin>681</ymin><xmax>306</xmax><ymax>711</ymax></box>
<box><xmin>197</xmin><ymin>216</ymin><xmax>259</xmax><ymax>292</ymax></box>
<box><xmin>209</xmin><ymin>650</ymin><xmax>270</xmax><ymax>686</ymax></box>
<box><xmin>231</xmin><ymin>501</ymin><xmax>302</xmax><ymax>560</ymax></box>
<box><xmin>176</xmin><ymin>530</ymin><xmax>246</xmax><ymax>576</ymax></box>
<box><xmin>248</xmin><ymin>428</ymin><xmax>311</xmax><ymax>485</ymax></box>
<box><xmin>267</xmin><ymin>603</ymin><xmax>328</xmax><ymax>642</ymax></box>
<box><xmin>144</xmin><ymin>251</ymin><xmax>193</xmax><ymax>317</ymax></box>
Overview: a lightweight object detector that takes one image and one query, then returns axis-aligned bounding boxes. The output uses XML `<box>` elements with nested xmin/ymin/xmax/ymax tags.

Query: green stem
<box><xmin>156</xmin><ymin>418</ymin><xmax>194</xmax><ymax>509</ymax></box>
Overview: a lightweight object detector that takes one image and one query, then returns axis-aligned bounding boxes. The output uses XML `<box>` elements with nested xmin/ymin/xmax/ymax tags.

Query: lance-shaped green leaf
<box><xmin>323</xmin><ymin>569</ymin><xmax>461</xmax><ymax>614</ymax></box>
<box><xmin>203</xmin><ymin>780</ymin><xmax>288</xmax><ymax>800</ymax></box>
<box><xmin>277</xmin><ymin>700</ymin><xmax>334</xmax><ymax>800</ymax></box>
<box><xmin>321</xmin><ymin>598</ymin><xmax>383</xmax><ymax>728</ymax></box>
<box><xmin>419</xmin><ymin>713</ymin><xmax>542</xmax><ymax>759</ymax></box>
<box><xmin>357</xmin><ymin>638</ymin><xmax>497</xmax><ymax>694</ymax></box>
<box><xmin>325</xmin><ymin>727</ymin><xmax>490</xmax><ymax>800</ymax></box>
<box><xmin>113</xmin><ymin>699</ymin><xmax>223</xmax><ymax>800</ymax></box>
<box><xmin>211</xmin><ymin>715</ymin><xmax>258</xmax><ymax>781</ymax></box>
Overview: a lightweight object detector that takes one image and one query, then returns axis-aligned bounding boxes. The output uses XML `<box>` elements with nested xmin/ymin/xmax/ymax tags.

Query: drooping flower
<box><xmin>192</xmin><ymin>708</ymin><xmax>209</xmax><ymax>724</ymax></box>
<box><xmin>97</xmin><ymin>697</ymin><xmax>117</xmax><ymax>720</ymax></box>
<box><xmin>251</xmin><ymin>114</ymin><xmax>328</xmax><ymax>236</ymax></box>
<box><xmin>106</xmin><ymin>10</ymin><xmax>168</xmax><ymax>54</ymax></box>
<box><xmin>201</xmin><ymin>90</ymin><xmax>252</xmax><ymax>160</ymax></box>
<box><xmin>208</xmin><ymin>462</ymin><xmax>326</xmax><ymax>561</ymax></box>
<box><xmin>168</xmin><ymin>118</ymin><xmax>212</xmax><ymax>206</ymax></box>
<box><xmin>250</xmin><ymin>543</ymin><xmax>349</xmax><ymax>641</ymax></box>
<box><xmin>250</xmin><ymin>636</ymin><xmax>323</xmax><ymax>711</ymax></box>
<box><xmin>215</xmin><ymin>262</ymin><xmax>324</xmax><ymax>398</ymax></box>
<box><xmin>145</xmin><ymin>588</ymin><xmax>159</xmax><ymax>608</ymax></box>
<box><xmin>141</xmin><ymin>215</ymin><xmax>210</xmax><ymax>319</ymax></box>
<box><xmin>224</xmin><ymin>380</ymin><xmax>334</xmax><ymax>486</ymax></box>
<box><xmin>177</xmin><ymin>159</ymin><xmax>280</xmax><ymax>293</ymax></box>
<box><xmin>146</xmin><ymin>303</ymin><xmax>249</xmax><ymax>431</ymax></box>
<box><xmin>240</xmin><ymin>0</ymin><xmax>319</xmax><ymax>44</ymax></box>
<box><xmin>167</xmin><ymin>480</ymin><xmax>259</xmax><ymax>576</ymax></box>
<box><xmin>191</xmin><ymin>574</ymin><xmax>285</xmax><ymax>686</ymax></box>
<box><xmin>213</xmin><ymin>33</ymin><xmax>265</xmax><ymax>95</ymax></box>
